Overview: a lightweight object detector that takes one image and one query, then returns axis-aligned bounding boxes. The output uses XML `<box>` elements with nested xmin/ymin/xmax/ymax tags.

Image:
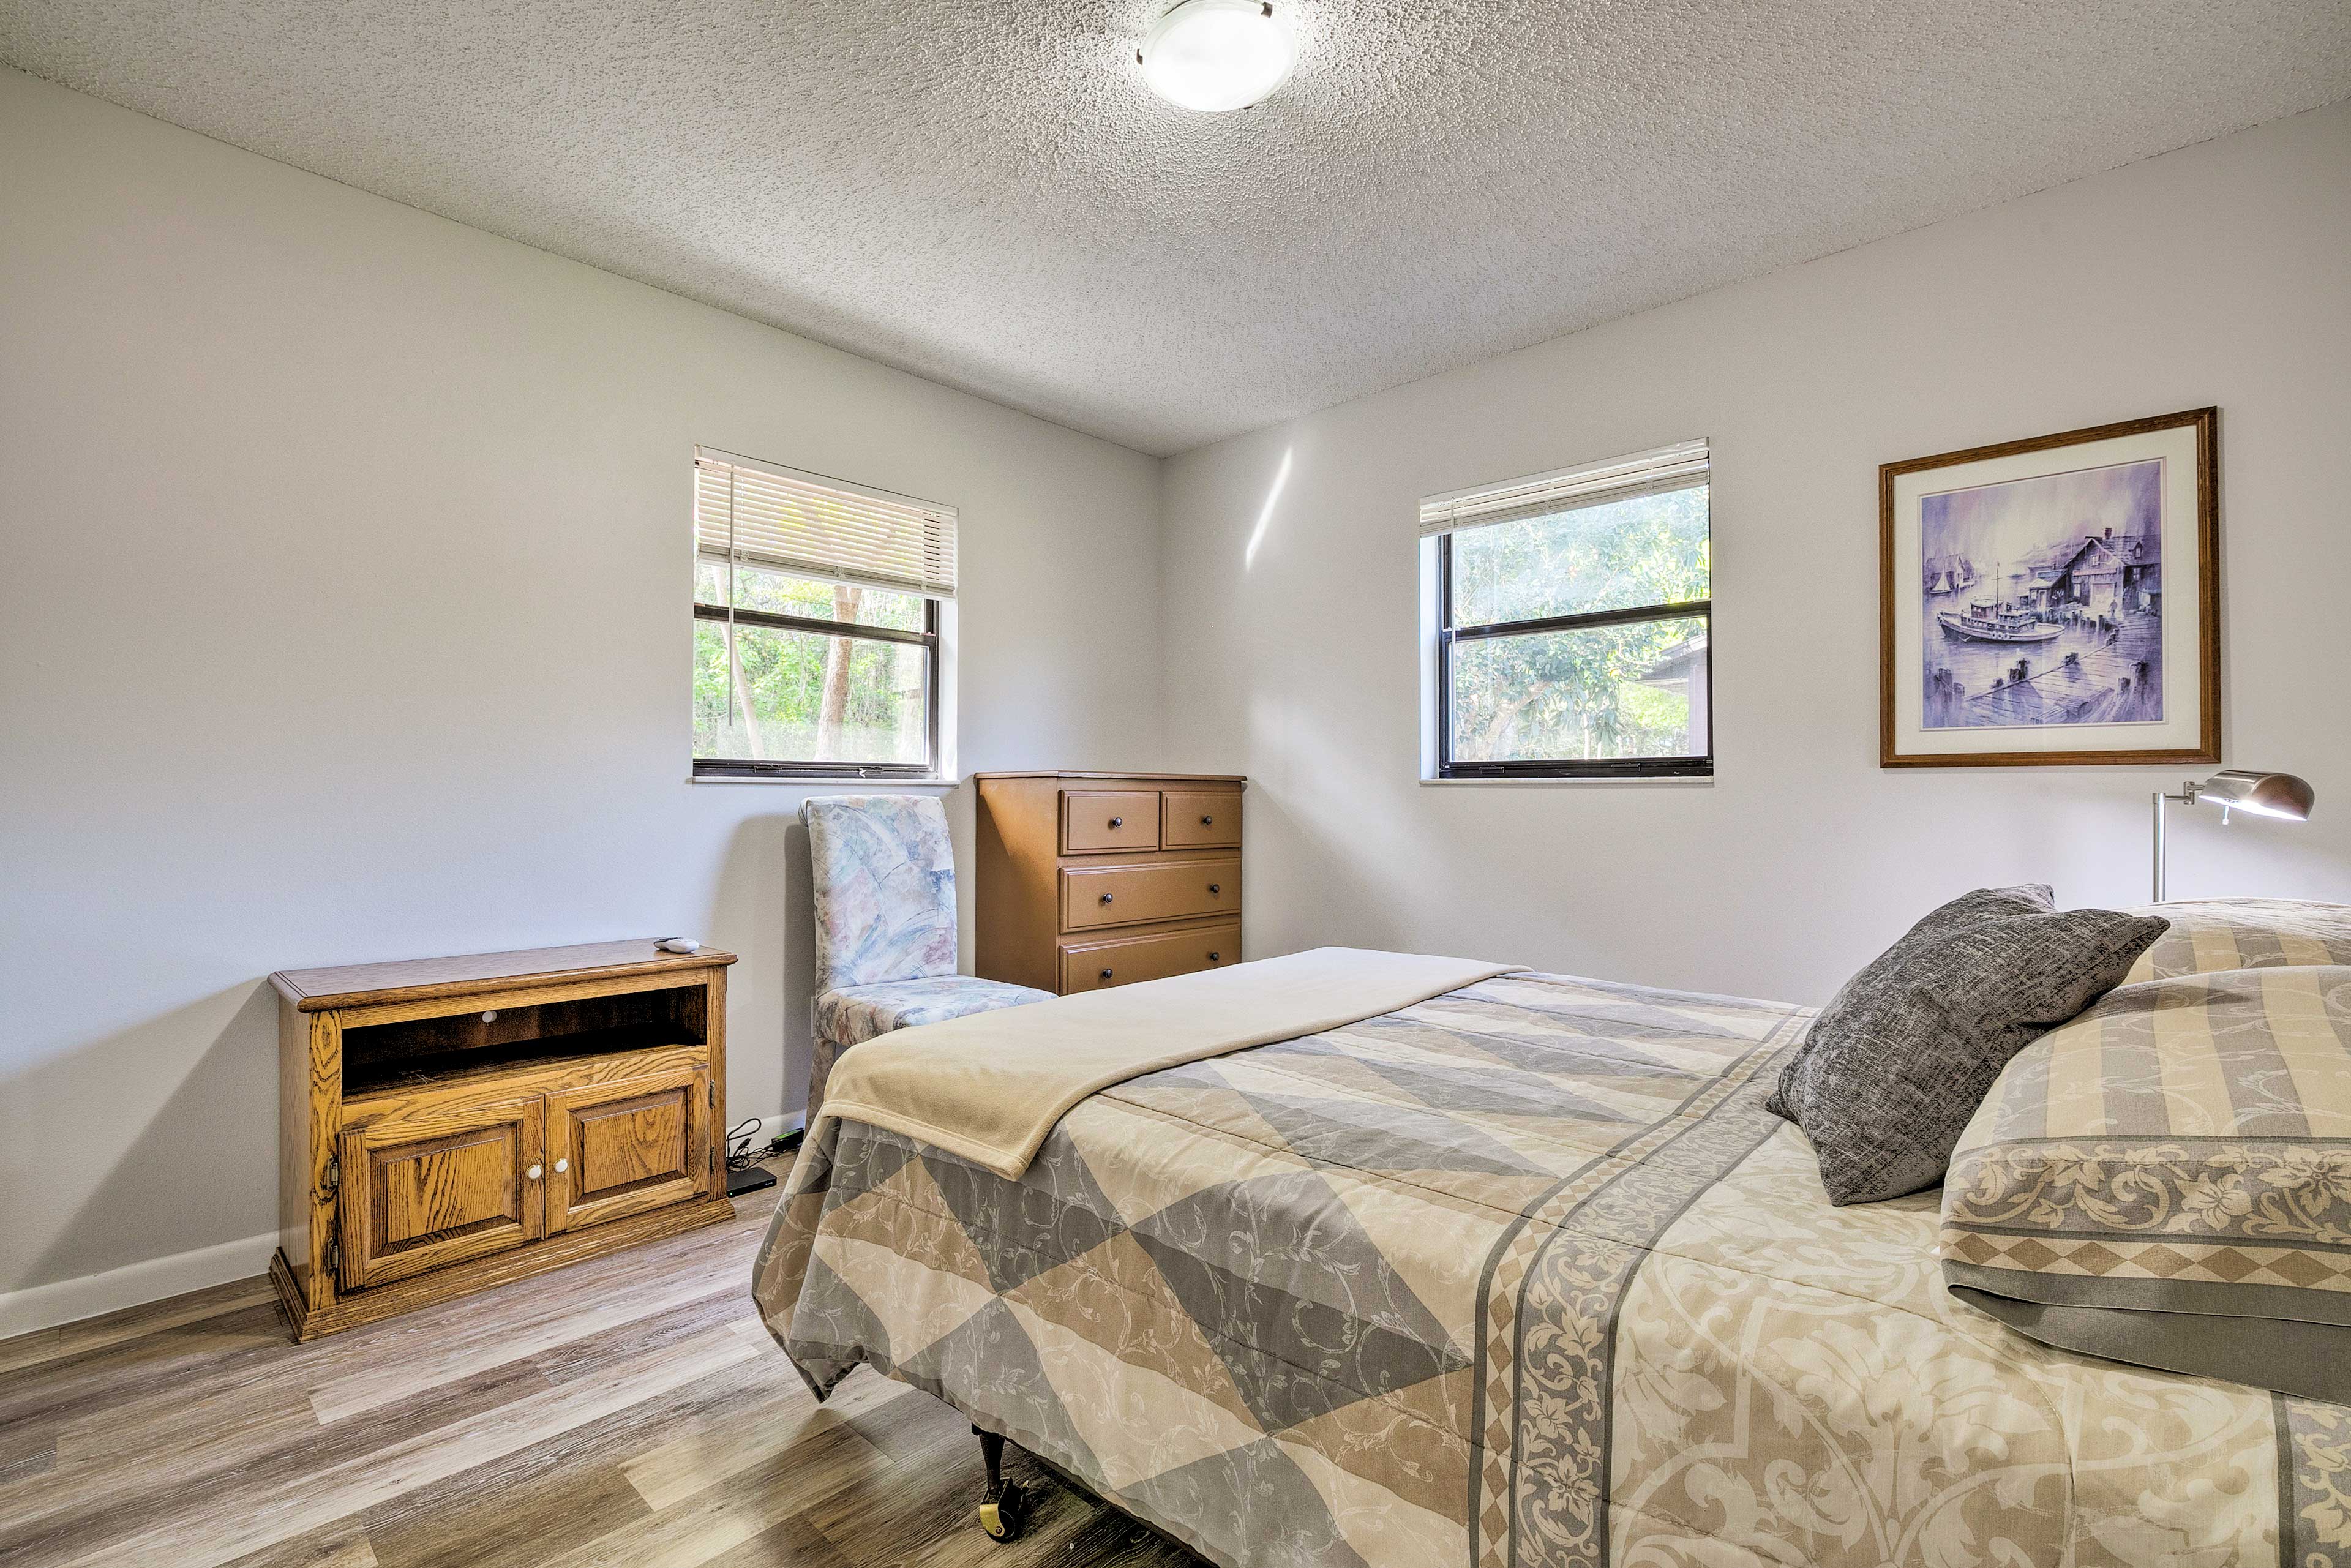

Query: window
<box><xmin>691</xmin><ymin>447</ymin><xmax>954</xmax><ymax>780</ymax></box>
<box><xmin>1421</xmin><ymin>440</ymin><xmax>1712</xmax><ymax>779</ymax></box>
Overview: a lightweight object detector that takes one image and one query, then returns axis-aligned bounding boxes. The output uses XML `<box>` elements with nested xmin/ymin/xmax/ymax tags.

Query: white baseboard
<box><xmin>742</xmin><ymin>1111</ymin><xmax>806</xmax><ymax>1150</ymax></box>
<box><xmin>2</xmin><ymin>1114</ymin><xmax>814</xmax><ymax>1342</ymax></box>
<box><xmin>0</xmin><ymin>1229</ymin><xmax>280</xmax><ymax>1340</ymax></box>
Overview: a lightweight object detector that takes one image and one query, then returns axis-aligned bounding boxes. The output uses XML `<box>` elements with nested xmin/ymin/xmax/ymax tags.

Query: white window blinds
<box><xmin>695</xmin><ymin>446</ymin><xmax>958</xmax><ymax>600</ymax></box>
<box><xmin>1417</xmin><ymin>438</ymin><xmax>1709</xmax><ymax>539</ymax></box>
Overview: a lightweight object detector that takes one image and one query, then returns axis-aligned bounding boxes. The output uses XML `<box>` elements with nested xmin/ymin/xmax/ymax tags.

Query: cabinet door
<box><xmin>544</xmin><ymin>1066</ymin><xmax>711</xmax><ymax>1236</ymax></box>
<box><xmin>338</xmin><ymin>1097</ymin><xmax>544</xmax><ymax>1292</ymax></box>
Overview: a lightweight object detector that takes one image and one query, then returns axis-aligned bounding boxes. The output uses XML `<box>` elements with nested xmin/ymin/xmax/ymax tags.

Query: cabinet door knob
<box><xmin>1208</xmin><ymin>883</ymin><xmax>1221</xmax><ymax>895</ymax></box>
<box><xmin>527</xmin><ymin>1164</ymin><xmax>544</xmax><ymax>1181</ymax></box>
<box><xmin>1108</xmin><ymin>816</ymin><xmax>1123</xmax><ymax>828</ymax></box>
<box><xmin>554</xmin><ymin>1158</ymin><xmax>569</xmax><ymax>1174</ymax></box>
<box><xmin>1201</xmin><ymin>814</ymin><xmax>1213</xmax><ymax>825</ymax></box>
<box><xmin>1100</xmin><ymin>892</ymin><xmax>1114</xmax><ymax>904</ymax></box>
<box><xmin>1209</xmin><ymin>951</ymin><xmax>1221</xmax><ymax>962</ymax></box>
<box><xmin>1100</xmin><ymin>967</ymin><xmax>1114</xmax><ymax>980</ymax></box>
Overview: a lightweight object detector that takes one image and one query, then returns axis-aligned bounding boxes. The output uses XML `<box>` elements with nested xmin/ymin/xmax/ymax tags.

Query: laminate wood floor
<box><xmin>0</xmin><ymin>1165</ymin><xmax>1198</xmax><ymax>1568</ymax></box>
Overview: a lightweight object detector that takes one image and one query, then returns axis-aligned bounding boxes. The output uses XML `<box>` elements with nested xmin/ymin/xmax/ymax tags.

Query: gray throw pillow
<box><xmin>1768</xmin><ymin>885</ymin><xmax>2167</xmax><ymax>1206</ymax></box>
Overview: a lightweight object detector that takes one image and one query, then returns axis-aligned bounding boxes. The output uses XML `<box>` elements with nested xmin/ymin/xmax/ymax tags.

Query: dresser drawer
<box><xmin>1061</xmin><ymin>857</ymin><xmax>1240</xmax><ymax>931</ymax></box>
<box><xmin>1062</xmin><ymin>923</ymin><xmax>1240</xmax><ymax>992</ymax></box>
<box><xmin>1161</xmin><ymin>790</ymin><xmax>1241</xmax><ymax>849</ymax></box>
<box><xmin>1060</xmin><ymin>790</ymin><xmax>1161</xmax><ymax>854</ymax></box>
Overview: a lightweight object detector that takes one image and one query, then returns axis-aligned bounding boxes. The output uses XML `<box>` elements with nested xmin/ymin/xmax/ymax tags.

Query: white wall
<box><xmin>1161</xmin><ymin>100</ymin><xmax>2351</xmax><ymax>1005</ymax></box>
<box><xmin>0</xmin><ymin>69</ymin><xmax>1164</xmax><ymax>1321</ymax></box>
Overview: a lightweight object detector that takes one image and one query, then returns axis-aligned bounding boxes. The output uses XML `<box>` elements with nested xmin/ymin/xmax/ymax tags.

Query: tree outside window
<box><xmin>1437</xmin><ymin>480</ymin><xmax>1712</xmax><ymax>779</ymax></box>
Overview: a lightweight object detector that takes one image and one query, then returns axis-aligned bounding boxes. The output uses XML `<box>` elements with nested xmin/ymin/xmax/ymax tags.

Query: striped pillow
<box><xmin>2125</xmin><ymin>898</ymin><xmax>2351</xmax><ymax>983</ymax></box>
<box><xmin>1941</xmin><ymin>958</ymin><xmax>2351</xmax><ymax>1401</ymax></box>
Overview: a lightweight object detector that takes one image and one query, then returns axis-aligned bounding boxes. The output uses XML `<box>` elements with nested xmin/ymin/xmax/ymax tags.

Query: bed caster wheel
<box><xmin>979</xmin><ymin>1480</ymin><xmax>1028</xmax><ymax>1542</ymax></box>
<box><xmin>974</xmin><ymin>1426</ymin><xmax>1027</xmax><ymax>1542</ymax></box>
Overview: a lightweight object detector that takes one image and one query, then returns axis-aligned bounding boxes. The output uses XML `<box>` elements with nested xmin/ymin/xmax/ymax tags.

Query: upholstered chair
<box><xmin>801</xmin><ymin>795</ymin><xmax>1050</xmax><ymax>1122</ymax></box>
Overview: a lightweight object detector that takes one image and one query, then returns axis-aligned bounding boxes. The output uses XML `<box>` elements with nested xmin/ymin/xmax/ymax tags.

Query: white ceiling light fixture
<box><xmin>1138</xmin><ymin>0</ymin><xmax>1297</xmax><ymax>113</ymax></box>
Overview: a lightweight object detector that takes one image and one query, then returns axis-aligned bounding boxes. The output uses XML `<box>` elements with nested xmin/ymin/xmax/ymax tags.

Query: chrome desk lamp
<box><xmin>2151</xmin><ymin>769</ymin><xmax>2315</xmax><ymax>901</ymax></box>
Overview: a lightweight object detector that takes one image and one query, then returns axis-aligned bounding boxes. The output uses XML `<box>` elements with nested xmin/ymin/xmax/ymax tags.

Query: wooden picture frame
<box><xmin>1880</xmin><ymin>407</ymin><xmax>2218</xmax><ymax>768</ymax></box>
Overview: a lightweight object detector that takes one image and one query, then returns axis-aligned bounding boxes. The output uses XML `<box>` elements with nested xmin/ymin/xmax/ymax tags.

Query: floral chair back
<box><xmin>803</xmin><ymin>795</ymin><xmax>959</xmax><ymax>993</ymax></box>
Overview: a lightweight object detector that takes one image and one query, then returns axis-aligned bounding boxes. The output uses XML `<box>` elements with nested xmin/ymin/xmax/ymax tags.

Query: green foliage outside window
<box><xmin>694</xmin><ymin>563</ymin><xmax>929</xmax><ymax>765</ymax></box>
<box><xmin>1447</xmin><ymin>486</ymin><xmax>1711</xmax><ymax>765</ymax></box>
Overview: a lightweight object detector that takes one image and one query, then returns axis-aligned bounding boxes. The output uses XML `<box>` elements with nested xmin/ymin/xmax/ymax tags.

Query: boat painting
<box><xmin>1919</xmin><ymin>459</ymin><xmax>2164</xmax><ymax>730</ymax></box>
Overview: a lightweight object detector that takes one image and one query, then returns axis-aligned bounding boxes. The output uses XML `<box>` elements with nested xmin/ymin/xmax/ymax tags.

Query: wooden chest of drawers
<box><xmin>974</xmin><ymin>771</ymin><xmax>1245</xmax><ymax>996</ymax></box>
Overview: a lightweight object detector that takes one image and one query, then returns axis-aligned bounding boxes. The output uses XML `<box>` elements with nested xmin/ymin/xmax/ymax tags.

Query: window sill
<box><xmin>688</xmin><ymin>774</ymin><xmax>956</xmax><ymax>789</ymax></box>
<box><xmin>1419</xmin><ymin>773</ymin><xmax>1714</xmax><ymax>788</ymax></box>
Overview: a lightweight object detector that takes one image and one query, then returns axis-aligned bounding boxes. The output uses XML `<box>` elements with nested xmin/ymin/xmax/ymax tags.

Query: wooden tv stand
<box><xmin>268</xmin><ymin>939</ymin><xmax>738</xmax><ymax>1340</ymax></box>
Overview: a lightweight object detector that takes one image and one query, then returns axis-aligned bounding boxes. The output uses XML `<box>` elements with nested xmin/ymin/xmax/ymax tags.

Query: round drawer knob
<box><xmin>554</xmin><ymin>1158</ymin><xmax>569</xmax><ymax>1174</ymax></box>
<box><xmin>1208</xmin><ymin>883</ymin><xmax>1221</xmax><ymax>895</ymax></box>
<box><xmin>1209</xmin><ymin>951</ymin><xmax>1221</xmax><ymax>962</ymax></box>
<box><xmin>482</xmin><ymin>1010</ymin><xmax>498</xmax><ymax>1023</ymax></box>
<box><xmin>1100</xmin><ymin>967</ymin><xmax>1114</xmax><ymax>980</ymax></box>
<box><xmin>1100</xmin><ymin>892</ymin><xmax>1114</xmax><ymax>904</ymax></box>
<box><xmin>527</xmin><ymin>1164</ymin><xmax>544</xmax><ymax>1181</ymax></box>
<box><xmin>1201</xmin><ymin>815</ymin><xmax>1213</xmax><ymax>825</ymax></box>
<box><xmin>1108</xmin><ymin>816</ymin><xmax>1123</xmax><ymax>828</ymax></box>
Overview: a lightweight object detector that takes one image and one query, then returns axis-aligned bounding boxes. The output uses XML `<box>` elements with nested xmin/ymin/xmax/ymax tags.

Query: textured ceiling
<box><xmin>3</xmin><ymin>3</ymin><xmax>2346</xmax><ymax>455</ymax></box>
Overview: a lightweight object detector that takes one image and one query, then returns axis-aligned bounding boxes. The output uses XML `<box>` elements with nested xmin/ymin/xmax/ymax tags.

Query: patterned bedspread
<box><xmin>752</xmin><ymin>969</ymin><xmax>2342</xmax><ymax>1566</ymax></box>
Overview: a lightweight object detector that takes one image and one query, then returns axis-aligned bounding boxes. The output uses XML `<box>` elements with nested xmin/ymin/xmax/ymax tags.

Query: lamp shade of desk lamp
<box><xmin>2151</xmin><ymin>769</ymin><xmax>2315</xmax><ymax>901</ymax></box>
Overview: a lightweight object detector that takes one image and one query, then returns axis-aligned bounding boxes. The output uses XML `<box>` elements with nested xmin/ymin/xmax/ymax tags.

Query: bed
<box><xmin>752</xmin><ymin>950</ymin><xmax>2347</xmax><ymax>1567</ymax></box>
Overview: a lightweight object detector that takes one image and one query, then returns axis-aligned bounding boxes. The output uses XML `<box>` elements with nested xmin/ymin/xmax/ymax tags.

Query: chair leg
<box><xmin>975</xmin><ymin>1426</ymin><xmax>1028</xmax><ymax>1543</ymax></box>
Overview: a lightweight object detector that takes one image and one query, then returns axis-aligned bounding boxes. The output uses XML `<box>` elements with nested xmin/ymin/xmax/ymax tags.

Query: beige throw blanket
<box><xmin>811</xmin><ymin>946</ymin><xmax>1517</xmax><ymax>1178</ymax></box>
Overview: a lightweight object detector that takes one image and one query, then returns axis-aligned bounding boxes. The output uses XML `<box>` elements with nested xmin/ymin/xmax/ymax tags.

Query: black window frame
<box><xmin>1435</xmin><ymin>526</ymin><xmax>1714</xmax><ymax>781</ymax></box>
<box><xmin>690</xmin><ymin>590</ymin><xmax>943</xmax><ymax>782</ymax></box>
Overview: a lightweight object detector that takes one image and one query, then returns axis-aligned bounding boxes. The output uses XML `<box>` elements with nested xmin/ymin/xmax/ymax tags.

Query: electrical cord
<box><xmin>726</xmin><ymin>1117</ymin><xmax>803</xmax><ymax>1173</ymax></box>
<box><xmin>725</xmin><ymin>1117</ymin><xmax>768</xmax><ymax>1173</ymax></box>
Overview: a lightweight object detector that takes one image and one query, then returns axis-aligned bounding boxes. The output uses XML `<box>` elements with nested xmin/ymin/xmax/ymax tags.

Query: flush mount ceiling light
<box><xmin>1138</xmin><ymin>0</ymin><xmax>1297</xmax><ymax>113</ymax></box>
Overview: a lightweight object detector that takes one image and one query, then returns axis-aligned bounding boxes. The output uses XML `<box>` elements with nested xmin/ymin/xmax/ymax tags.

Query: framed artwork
<box><xmin>1880</xmin><ymin>407</ymin><xmax>2218</xmax><ymax>768</ymax></box>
